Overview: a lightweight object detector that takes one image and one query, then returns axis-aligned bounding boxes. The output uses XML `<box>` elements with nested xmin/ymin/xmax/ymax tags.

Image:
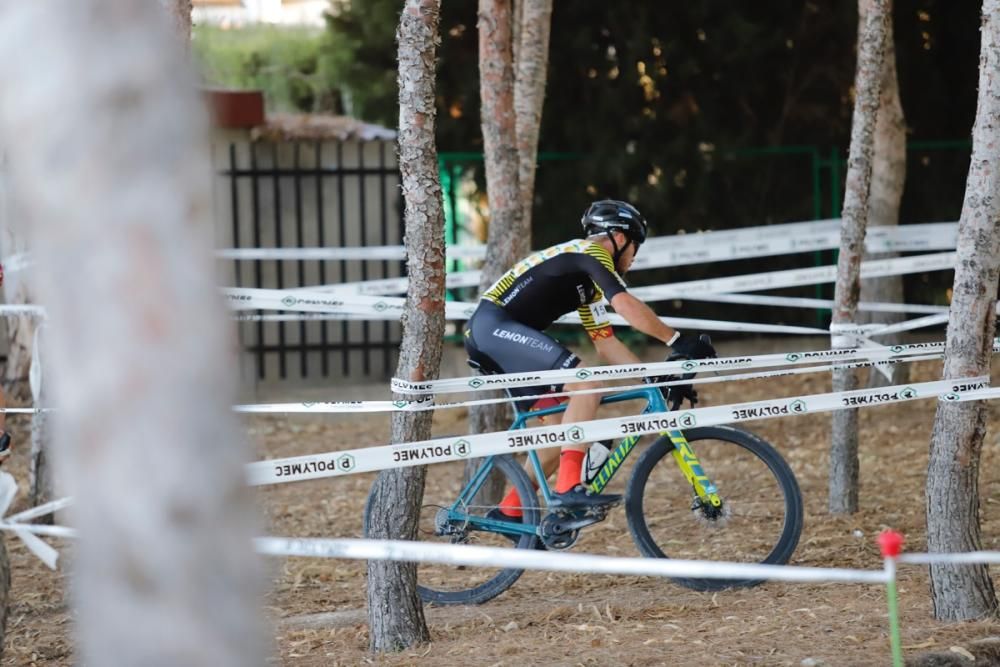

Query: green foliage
<box><xmin>319</xmin><ymin>0</ymin><xmax>401</xmax><ymax>125</ymax></box>
<box><xmin>316</xmin><ymin>1</ymin><xmax>978</xmax><ymax>326</ymax></box>
<box><xmin>193</xmin><ymin>24</ymin><xmax>342</xmax><ymax>113</ymax></box>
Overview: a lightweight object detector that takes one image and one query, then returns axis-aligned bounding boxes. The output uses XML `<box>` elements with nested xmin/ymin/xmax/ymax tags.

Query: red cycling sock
<box><xmin>555</xmin><ymin>450</ymin><xmax>585</xmax><ymax>493</ymax></box>
<box><xmin>498</xmin><ymin>488</ymin><xmax>523</xmax><ymax>518</ymax></box>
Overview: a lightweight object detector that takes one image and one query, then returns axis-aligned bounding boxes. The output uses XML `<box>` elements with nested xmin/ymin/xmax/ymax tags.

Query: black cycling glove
<box><xmin>670</xmin><ymin>332</ymin><xmax>717</xmax><ymax>360</ymax></box>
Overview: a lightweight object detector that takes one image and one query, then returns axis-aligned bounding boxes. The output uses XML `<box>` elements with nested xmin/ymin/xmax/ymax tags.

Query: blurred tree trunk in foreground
<box><xmin>925</xmin><ymin>0</ymin><xmax>1000</xmax><ymax>622</ymax></box>
<box><xmin>0</xmin><ymin>2</ymin><xmax>265</xmax><ymax>664</ymax></box>
<box><xmin>829</xmin><ymin>0</ymin><xmax>888</xmax><ymax>515</ymax></box>
<box><xmin>163</xmin><ymin>0</ymin><xmax>192</xmax><ymax>43</ymax></box>
<box><xmin>365</xmin><ymin>0</ymin><xmax>444</xmax><ymax>652</ymax></box>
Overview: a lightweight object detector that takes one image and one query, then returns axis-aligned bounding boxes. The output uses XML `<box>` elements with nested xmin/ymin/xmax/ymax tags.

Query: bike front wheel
<box><xmin>625</xmin><ymin>425</ymin><xmax>803</xmax><ymax>591</ymax></box>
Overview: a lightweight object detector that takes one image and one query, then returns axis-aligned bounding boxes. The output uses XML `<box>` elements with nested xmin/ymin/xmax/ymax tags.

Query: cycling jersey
<box><xmin>481</xmin><ymin>239</ymin><xmax>628</xmax><ymax>337</ymax></box>
<box><xmin>465</xmin><ymin>240</ymin><xmax>628</xmax><ymax>408</ymax></box>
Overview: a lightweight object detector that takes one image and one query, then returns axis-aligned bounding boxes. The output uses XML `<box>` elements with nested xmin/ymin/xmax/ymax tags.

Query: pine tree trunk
<box><xmin>366</xmin><ymin>0</ymin><xmax>443</xmax><ymax>651</ymax></box>
<box><xmin>467</xmin><ymin>0</ymin><xmax>524</xmax><ymax>490</ymax></box>
<box><xmin>829</xmin><ymin>0</ymin><xmax>888</xmax><ymax>515</ymax></box>
<box><xmin>858</xmin><ymin>0</ymin><xmax>909</xmax><ymax>388</ymax></box>
<box><xmin>0</xmin><ymin>3</ymin><xmax>265</xmax><ymax>664</ymax></box>
<box><xmin>514</xmin><ymin>0</ymin><xmax>553</xmax><ymax>233</ymax></box>
<box><xmin>925</xmin><ymin>0</ymin><xmax>1000</xmax><ymax>621</ymax></box>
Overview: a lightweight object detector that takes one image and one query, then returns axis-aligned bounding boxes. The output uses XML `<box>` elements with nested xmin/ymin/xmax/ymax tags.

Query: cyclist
<box><xmin>464</xmin><ymin>199</ymin><xmax>715</xmax><ymax>517</ymax></box>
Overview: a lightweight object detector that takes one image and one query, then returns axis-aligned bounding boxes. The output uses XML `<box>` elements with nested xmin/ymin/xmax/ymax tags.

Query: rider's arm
<box><xmin>609</xmin><ymin>291</ymin><xmax>676</xmax><ymax>345</ymax></box>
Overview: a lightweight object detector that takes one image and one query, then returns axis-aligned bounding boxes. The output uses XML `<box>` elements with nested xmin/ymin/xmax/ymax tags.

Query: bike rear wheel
<box><xmin>625</xmin><ymin>425</ymin><xmax>803</xmax><ymax>591</ymax></box>
<box><xmin>364</xmin><ymin>454</ymin><xmax>539</xmax><ymax>605</ymax></box>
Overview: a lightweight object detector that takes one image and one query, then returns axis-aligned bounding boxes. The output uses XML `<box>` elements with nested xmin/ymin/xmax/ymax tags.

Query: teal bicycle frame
<box><xmin>448</xmin><ymin>385</ymin><xmax>724</xmax><ymax>541</ymax></box>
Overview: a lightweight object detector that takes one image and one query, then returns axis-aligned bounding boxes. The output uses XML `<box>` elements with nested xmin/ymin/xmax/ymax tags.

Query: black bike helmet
<box><xmin>580</xmin><ymin>199</ymin><xmax>648</xmax><ymax>265</ymax></box>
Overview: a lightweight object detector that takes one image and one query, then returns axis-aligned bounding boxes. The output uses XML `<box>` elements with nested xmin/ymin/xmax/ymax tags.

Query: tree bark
<box><xmin>858</xmin><ymin>0</ymin><xmax>909</xmax><ymax>388</ymax></box>
<box><xmin>514</xmin><ymin>0</ymin><xmax>553</xmax><ymax>233</ymax></box>
<box><xmin>467</xmin><ymin>0</ymin><xmax>524</xmax><ymax>483</ymax></box>
<box><xmin>366</xmin><ymin>0</ymin><xmax>443</xmax><ymax>652</ymax></box>
<box><xmin>925</xmin><ymin>0</ymin><xmax>1000</xmax><ymax>621</ymax></box>
<box><xmin>829</xmin><ymin>0</ymin><xmax>888</xmax><ymax>515</ymax></box>
<box><xmin>0</xmin><ymin>2</ymin><xmax>265</xmax><ymax>664</ymax></box>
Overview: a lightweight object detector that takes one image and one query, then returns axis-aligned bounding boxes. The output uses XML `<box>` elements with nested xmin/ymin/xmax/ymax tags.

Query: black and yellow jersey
<box><xmin>481</xmin><ymin>240</ymin><xmax>628</xmax><ymax>335</ymax></box>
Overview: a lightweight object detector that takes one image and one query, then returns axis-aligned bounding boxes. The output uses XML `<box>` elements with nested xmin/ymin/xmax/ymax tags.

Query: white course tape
<box><xmin>246</xmin><ymin>376</ymin><xmax>987</xmax><ymax>486</ymax></box>
<box><xmin>254</xmin><ymin>536</ymin><xmax>891</xmax><ymax>584</ymax></box>
<box><xmin>236</xmin><ymin>353</ymin><xmax>943</xmax><ymax>415</ymax></box>
<box><xmin>223</xmin><ymin>287</ymin><xmax>831</xmax><ymax>336</ymax></box>
<box><xmin>216</xmin><ymin>244</ymin><xmax>489</xmax><ymax>262</ymax></box>
<box><xmin>234</xmin><ymin>312</ymin><xmax>380</xmax><ymax>322</ymax></box>
<box><xmin>5</xmin><ymin>496</ymin><xmax>73</xmax><ymax>523</ymax></box>
<box><xmin>0</xmin><ymin>305</ymin><xmax>49</xmax><ymax>319</ymax></box>
<box><xmin>0</xmin><ymin>522</ymin><xmax>76</xmax><ymax>539</ymax></box>
<box><xmin>311</xmin><ymin>228</ymin><xmax>957</xmax><ymax>298</ymax></box>
<box><xmin>899</xmin><ymin>551</ymin><xmax>1000</xmax><ymax>565</ymax></box>
<box><xmin>223</xmin><ymin>252</ymin><xmax>953</xmax><ymax>330</ymax></box>
<box><xmin>0</xmin><ymin>473</ymin><xmax>64</xmax><ymax>569</ymax></box>
<box><xmin>217</xmin><ymin>220</ymin><xmax>956</xmax><ymax>268</ymax></box>
<box><xmin>390</xmin><ymin>339</ymin><xmax>952</xmax><ymax>395</ymax></box>
<box><xmin>629</xmin><ymin>252</ymin><xmax>955</xmax><ymax>302</ymax></box>
<box><xmin>679</xmin><ymin>292</ymin><xmax>947</xmax><ymax>315</ymax></box>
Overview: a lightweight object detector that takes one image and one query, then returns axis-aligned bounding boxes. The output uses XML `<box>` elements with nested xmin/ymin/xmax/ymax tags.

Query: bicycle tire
<box><xmin>625</xmin><ymin>425</ymin><xmax>803</xmax><ymax>591</ymax></box>
<box><xmin>363</xmin><ymin>454</ymin><xmax>540</xmax><ymax>605</ymax></box>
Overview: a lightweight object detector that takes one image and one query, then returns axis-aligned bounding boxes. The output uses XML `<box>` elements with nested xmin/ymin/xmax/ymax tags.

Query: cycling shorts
<box><xmin>464</xmin><ymin>300</ymin><xmax>580</xmax><ymax>410</ymax></box>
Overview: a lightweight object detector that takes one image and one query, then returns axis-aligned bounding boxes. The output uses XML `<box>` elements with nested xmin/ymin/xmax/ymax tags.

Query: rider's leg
<box><xmin>498</xmin><ymin>379</ymin><xmax>605</xmax><ymax>515</ymax></box>
<box><xmin>553</xmin><ymin>380</ymin><xmax>601</xmax><ymax>492</ymax></box>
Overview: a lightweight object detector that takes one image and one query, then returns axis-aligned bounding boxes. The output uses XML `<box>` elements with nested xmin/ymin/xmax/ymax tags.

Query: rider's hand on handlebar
<box><xmin>644</xmin><ymin>375</ymin><xmax>699</xmax><ymax>411</ymax></box>
<box><xmin>669</xmin><ymin>332</ymin><xmax>717</xmax><ymax>360</ymax></box>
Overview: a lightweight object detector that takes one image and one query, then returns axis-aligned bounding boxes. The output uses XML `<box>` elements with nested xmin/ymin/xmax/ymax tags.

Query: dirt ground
<box><xmin>3</xmin><ymin>343</ymin><xmax>1000</xmax><ymax>666</ymax></box>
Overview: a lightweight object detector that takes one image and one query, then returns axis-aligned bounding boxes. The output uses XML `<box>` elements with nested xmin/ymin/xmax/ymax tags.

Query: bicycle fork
<box><xmin>665</xmin><ymin>430</ymin><xmax>724</xmax><ymax>511</ymax></box>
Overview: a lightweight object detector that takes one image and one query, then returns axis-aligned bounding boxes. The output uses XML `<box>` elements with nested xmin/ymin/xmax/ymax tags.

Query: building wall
<box><xmin>193</xmin><ymin>0</ymin><xmax>330</xmax><ymax>27</ymax></box>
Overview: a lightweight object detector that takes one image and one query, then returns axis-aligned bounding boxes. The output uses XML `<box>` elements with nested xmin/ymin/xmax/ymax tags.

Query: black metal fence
<box><xmin>219</xmin><ymin>140</ymin><xmax>404</xmax><ymax>382</ymax></box>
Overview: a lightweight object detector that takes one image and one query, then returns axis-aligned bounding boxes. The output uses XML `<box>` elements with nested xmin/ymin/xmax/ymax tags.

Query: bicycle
<box><xmin>365</xmin><ymin>363</ymin><xmax>804</xmax><ymax>606</ymax></box>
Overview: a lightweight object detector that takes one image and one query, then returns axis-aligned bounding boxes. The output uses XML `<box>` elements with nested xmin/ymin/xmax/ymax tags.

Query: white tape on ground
<box><xmin>246</xmin><ymin>376</ymin><xmax>987</xmax><ymax>486</ymax></box>
<box><xmin>254</xmin><ymin>537</ymin><xmax>891</xmax><ymax>584</ymax></box>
